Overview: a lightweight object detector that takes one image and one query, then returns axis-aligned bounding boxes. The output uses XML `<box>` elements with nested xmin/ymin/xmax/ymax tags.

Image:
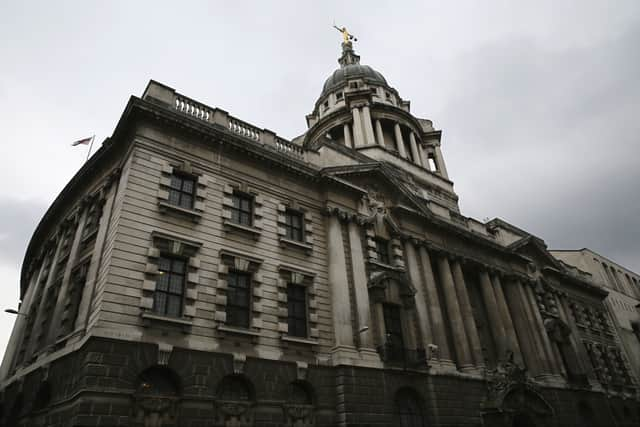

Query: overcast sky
<box><xmin>0</xmin><ymin>0</ymin><xmax>638</xmax><ymax>358</ymax></box>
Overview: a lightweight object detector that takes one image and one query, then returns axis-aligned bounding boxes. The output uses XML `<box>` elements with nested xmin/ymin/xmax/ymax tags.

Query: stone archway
<box><xmin>482</xmin><ymin>384</ymin><xmax>555</xmax><ymax>427</ymax></box>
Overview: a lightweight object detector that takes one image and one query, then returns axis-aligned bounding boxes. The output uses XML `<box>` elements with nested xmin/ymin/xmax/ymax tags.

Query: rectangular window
<box><xmin>231</xmin><ymin>192</ymin><xmax>253</xmax><ymax>226</ymax></box>
<box><xmin>153</xmin><ymin>256</ymin><xmax>186</xmax><ymax>317</ymax></box>
<box><xmin>375</xmin><ymin>238</ymin><xmax>391</xmax><ymax>264</ymax></box>
<box><xmin>336</xmin><ymin>91</ymin><xmax>343</xmax><ymax>100</ymax></box>
<box><xmin>383</xmin><ymin>303</ymin><xmax>404</xmax><ymax>351</ymax></box>
<box><xmin>284</xmin><ymin>209</ymin><xmax>304</xmax><ymax>242</ymax></box>
<box><xmin>168</xmin><ymin>173</ymin><xmax>195</xmax><ymax>209</ymax></box>
<box><xmin>287</xmin><ymin>284</ymin><xmax>307</xmax><ymax>337</ymax></box>
<box><xmin>226</xmin><ymin>271</ymin><xmax>251</xmax><ymax>328</ymax></box>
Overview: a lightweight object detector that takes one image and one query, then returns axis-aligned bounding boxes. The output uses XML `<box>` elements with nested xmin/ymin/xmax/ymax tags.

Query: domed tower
<box><xmin>303</xmin><ymin>38</ymin><xmax>460</xmax><ymax>212</ymax></box>
<box><xmin>305</xmin><ymin>40</ymin><xmax>451</xmax><ymax>184</ymax></box>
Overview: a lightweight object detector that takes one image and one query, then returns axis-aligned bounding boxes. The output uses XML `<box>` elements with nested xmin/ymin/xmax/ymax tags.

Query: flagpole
<box><xmin>86</xmin><ymin>135</ymin><xmax>95</xmax><ymax>161</ymax></box>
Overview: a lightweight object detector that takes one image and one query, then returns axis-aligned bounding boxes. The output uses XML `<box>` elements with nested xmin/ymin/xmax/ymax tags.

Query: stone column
<box><xmin>343</xmin><ymin>123</ymin><xmax>353</xmax><ymax>148</ymax></box>
<box><xmin>403</xmin><ymin>241</ymin><xmax>432</xmax><ymax>353</ymax></box>
<box><xmin>491</xmin><ymin>274</ymin><xmax>523</xmax><ymax>364</ymax></box>
<box><xmin>503</xmin><ymin>279</ymin><xmax>541</xmax><ymax>375</ymax></box>
<box><xmin>517</xmin><ymin>281</ymin><xmax>552</xmax><ymax>375</ymax></box>
<box><xmin>409</xmin><ymin>133</ymin><xmax>422</xmax><ymax>167</ymax></box>
<box><xmin>25</xmin><ymin>234</ymin><xmax>66</xmax><ymax>358</ymax></box>
<box><xmin>557</xmin><ymin>294</ymin><xmax>593</xmax><ymax>378</ymax></box>
<box><xmin>76</xmin><ymin>181</ymin><xmax>118</xmax><ymax>333</ymax></box>
<box><xmin>418</xmin><ymin>246</ymin><xmax>451</xmax><ymax>361</ymax></box>
<box><xmin>437</xmin><ymin>255</ymin><xmax>472</xmax><ymax>369</ymax></box>
<box><xmin>361</xmin><ymin>105</ymin><xmax>376</xmax><ymax>145</ymax></box>
<box><xmin>479</xmin><ymin>270</ymin><xmax>507</xmax><ymax>358</ymax></box>
<box><xmin>326</xmin><ymin>213</ymin><xmax>355</xmax><ymax>349</ymax></box>
<box><xmin>524</xmin><ymin>284</ymin><xmax>562</xmax><ymax>376</ymax></box>
<box><xmin>434</xmin><ymin>146</ymin><xmax>449</xmax><ymax>179</ymax></box>
<box><xmin>0</xmin><ymin>266</ymin><xmax>40</xmax><ymax>378</ymax></box>
<box><xmin>375</xmin><ymin>120</ymin><xmax>385</xmax><ymax>147</ymax></box>
<box><xmin>347</xmin><ymin>221</ymin><xmax>374</xmax><ymax>350</ymax></box>
<box><xmin>451</xmin><ymin>259</ymin><xmax>483</xmax><ymax>368</ymax></box>
<box><xmin>394</xmin><ymin>123</ymin><xmax>407</xmax><ymax>158</ymax></box>
<box><xmin>47</xmin><ymin>210</ymin><xmax>88</xmax><ymax>343</ymax></box>
<box><xmin>417</xmin><ymin>143</ymin><xmax>426</xmax><ymax>168</ymax></box>
<box><xmin>351</xmin><ymin>108</ymin><xmax>365</xmax><ymax>148</ymax></box>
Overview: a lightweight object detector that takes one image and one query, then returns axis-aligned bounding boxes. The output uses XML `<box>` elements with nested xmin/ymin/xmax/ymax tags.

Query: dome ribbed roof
<box><xmin>320</xmin><ymin>64</ymin><xmax>388</xmax><ymax>99</ymax></box>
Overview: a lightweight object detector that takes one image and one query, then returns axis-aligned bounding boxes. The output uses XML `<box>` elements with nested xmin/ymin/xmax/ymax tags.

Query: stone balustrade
<box><xmin>142</xmin><ymin>80</ymin><xmax>305</xmax><ymax>162</ymax></box>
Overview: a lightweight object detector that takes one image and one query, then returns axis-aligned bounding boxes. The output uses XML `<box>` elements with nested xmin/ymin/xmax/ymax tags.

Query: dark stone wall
<box><xmin>1</xmin><ymin>336</ymin><xmax>638</xmax><ymax>426</ymax></box>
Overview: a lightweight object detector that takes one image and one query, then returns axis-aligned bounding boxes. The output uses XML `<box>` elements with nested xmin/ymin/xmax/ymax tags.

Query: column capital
<box><xmin>323</xmin><ymin>206</ymin><xmax>358</xmax><ymax>223</ymax></box>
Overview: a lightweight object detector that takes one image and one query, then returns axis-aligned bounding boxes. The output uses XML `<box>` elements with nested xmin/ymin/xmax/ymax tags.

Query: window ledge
<box><xmin>223</xmin><ymin>219</ymin><xmax>261</xmax><ymax>239</ymax></box>
<box><xmin>368</xmin><ymin>259</ymin><xmax>404</xmax><ymax>272</ymax></box>
<box><xmin>218</xmin><ymin>324</ymin><xmax>261</xmax><ymax>337</ymax></box>
<box><xmin>281</xmin><ymin>335</ymin><xmax>318</xmax><ymax>346</ymax></box>
<box><xmin>142</xmin><ymin>312</ymin><xmax>194</xmax><ymax>327</ymax></box>
<box><xmin>279</xmin><ymin>237</ymin><xmax>313</xmax><ymax>254</ymax></box>
<box><xmin>159</xmin><ymin>201</ymin><xmax>203</xmax><ymax>222</ymax></box>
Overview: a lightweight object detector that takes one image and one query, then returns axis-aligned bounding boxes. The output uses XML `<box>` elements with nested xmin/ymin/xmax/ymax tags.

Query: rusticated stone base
<box><xmin>0</xmin><ymin>337</ymin><xmax>638</xmax><ymax>427</ymax></box>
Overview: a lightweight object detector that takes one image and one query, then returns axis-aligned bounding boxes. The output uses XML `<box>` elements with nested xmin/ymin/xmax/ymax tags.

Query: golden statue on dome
<box><xmin>333</xmin><ymin>24</ymin><xmax>357</xmax><ymax>44</ymax></box>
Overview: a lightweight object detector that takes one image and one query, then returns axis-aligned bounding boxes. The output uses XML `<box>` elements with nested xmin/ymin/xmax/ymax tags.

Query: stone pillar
<box><xmin>503</xmin><ymin>279</ymin><xmax>541</xmax><ymax>375</ymax></box>
<box><xmin>351</xmin><ymin>108</ymin><xmax>365</xmax><ymax>148</ymax></box>
<box><xmin>47</xmin><ymin>209</ymin><xmax>88</xmax><ymax>343</ymax></box>
<box><xmin>557</xmin><ymin>294</ymin><xmax>593</xmax><ymax>378</ymax></box>
<box><xmin>479</xmin><ymin>270</ymin><xmax>507</xmax><ymax>358</ymax></box>
<box><xmin>409</xmin><ymin>133</ymin><xmax>422</xmax><ymax>167</ymax></box>
<box><xmin>451</xmin><ymin>260</ymin><xmax>483</xmax><ymax>368</ymax></box>
<box><xmin>524</xmin><ymin>284</ymin><xmax>562</xmax><ymax>376</ymax></box>
<box><xmin>361</xmin><ymin>105</ymin><xmax>376</xmax><ymax>145</ymax></box>
<box><xmin>491</xmin><ymin>274</ymin><xmax>523</xmax><ymax>364</ymax></box>
<box><xmin>375</xmin><ymin>119</ymin><xmax>385</xmax><ymax>147</ymax></box>
<box><xmin>434</xmin><ymin>146</ymin><xmax>449</xmax><ymax>179</ymax></box>
<box><xmin>517</xmin><ymin>281</ymin><xmax>552</xmax><ymax>375</ymax></box>
<box><xmin>347</xmin><ymin>221</ymin><xmax>374</xmax><ymax>350</ymax></box>
<box><xmin>25</xmin><ymin>235</ymin><xmax>65</xmax><ymax>357</ymax></box>
<box><xmin>437</xmin><ymin>255</ymin><xmax>472</xmax><ymax>369</ymax></box>
<box><xmin>394</xmin><ymin>123</ymin><xmax>407</xmax><ymax>158</ymax></box>
<box><xmin>418</xmin><ymin>246</ymin><xmax>451</xmax><ymax>361</ymax></box>
<box><xmin>417</xmin><ymin>143</ymin><xmax>427</xmax><ymax>168</ymax></box>
<box><xmin>403</xmin><ymin>241</ymin><xmax>432</xmax><ymax>354</ymax></box>
<box><xmin>0</xmin><ymin>267</ymin><xmax>40</xmax><ymax>379</ymax></box>
<box><xmin>343</xmin><ymin>123</ymin><xmax>353</xmax><ymax>148</ymax></box>
<box><xmin>76</xmin><ymin>181</ymin><xmax>118</xmax><ymax>333</ymax></box>
<box><xmin>326</xmin><ymin>214</ymin><xmax>355</xmax><ymax>349</ymax></box>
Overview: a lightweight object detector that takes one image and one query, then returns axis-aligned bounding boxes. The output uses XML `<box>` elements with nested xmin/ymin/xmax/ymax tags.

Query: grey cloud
<box><xmin>433</xmin><ymin>21</ymin><xmax>640</xmax><ymax>271</ymax></box>
<box><xmin>0</xmin><ymin>199</ymin><xmax>47</xmax><ymax>268</ymax></box>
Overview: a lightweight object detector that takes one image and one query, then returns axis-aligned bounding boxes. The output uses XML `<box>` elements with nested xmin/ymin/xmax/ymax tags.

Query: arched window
<box><xmin>217</xmin><ymin>375</ymin><xmax>253</xmax><ymax>401</ymax></box>
<box><xmin>137</xmin><ymin>366</ymin><xmax>181</xmax><ymax>397</ymax></box>
<box><xmin>395</xmin><ymin>388</ymin><xmax>425</xmax><ymax>427</ymax></box>
<box><xmin>288</xmin><ymin>381</ymin><xmax>313</xmax><ymax>405</ymax></box>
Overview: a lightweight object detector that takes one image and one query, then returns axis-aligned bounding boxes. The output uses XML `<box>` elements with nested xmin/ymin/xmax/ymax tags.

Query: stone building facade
<box><xmin>1</xmin><ymin>41</ymin><xmax>639</xmax><ymax>426</ymax></box>
<box><xmin>551</xmin><ymin>249</ymin><xmax>640</xmax><ymax>386</ymax></box>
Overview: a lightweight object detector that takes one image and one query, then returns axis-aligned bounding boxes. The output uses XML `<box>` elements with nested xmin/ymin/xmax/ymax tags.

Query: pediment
<box><xmin>509</xmin><ymin>236</ymin><xmax>562</xmax><ymax>271</ymax></box>
<box><xmin>322</xmin><ymin>163</ymin><xmax>431</xmax><ymax>219</ymax></box>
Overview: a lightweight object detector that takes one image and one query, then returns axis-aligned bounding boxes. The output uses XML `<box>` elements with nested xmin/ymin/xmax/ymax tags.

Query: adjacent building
<box><xmin>551</xmin><ymin>249</ymin><xmax>640</xmax><ymax>385</ymax></box>
<box><xmin>1</xmin><ymin>40</ymin><xmax>638</xmax><ymax>427</ymax></box>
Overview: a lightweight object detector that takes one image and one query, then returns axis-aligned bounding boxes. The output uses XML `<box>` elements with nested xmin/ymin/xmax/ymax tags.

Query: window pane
<box><xmin>158</xmin><ymin>257</ymin><xmax>171</xmax><ymax>271</ymax></box>
<box><xmin>180</xmin><ymin>195</ymin><xmax>193</xmax><ymax>209</ymax></box>
<box><xmin>170</xmin><ymin>175</ymin><xmax>183</xmax><ymax>189</ymax></box>
<box><xmin>167</xmin><ymin>295</ymin><xmax>182</xmax><ymax>317</ymax></box>
<box><xmin>172</xmin><ymin>259</ymin><xmax>185</xmax><ymax>274</ymax></box>
<box><xmin>153</xmin><ymin>293</ymin><xmax>167</xmax><ymax>313</ymax></box>
<box><xmin>182</xmin><ymin>179</ymin><xmax>194</xmax><ymax>193</ymax></box>
<box><xmin>169</xmin><ymin>275</ymin><xmax>183</xmax><ymax>294</ymax></box>
<box><xmin>168</xmin><ymin>189</ymin><xmax>181</xmax><ymax>205</ymax></box>
<box><xmin>156</xmin><ymin>273</ymin><xmax>169</xmax><ymax>291</ymax></box>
